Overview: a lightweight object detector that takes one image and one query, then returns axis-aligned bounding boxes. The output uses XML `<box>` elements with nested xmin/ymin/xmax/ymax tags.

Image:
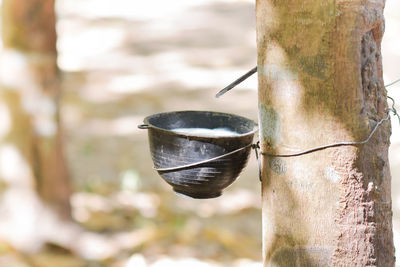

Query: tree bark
<box><xmin>1</xmin><ymin>0</ymin><xmax>71</xmax><ymax>218</ymax></box>
<box><xmin>256</xmin><ymin>0</ymin><xmax>394</xmax><ymax>266</ymax></box>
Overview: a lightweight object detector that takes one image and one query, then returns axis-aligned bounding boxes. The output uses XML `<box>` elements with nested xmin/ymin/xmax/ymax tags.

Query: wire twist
<box><xmin>259</xmin><ymin>78</ymin><xmax>400</xmax><ymax>157</ymax></box>
<box><xmin>260</xmin><ymin>111</ymin><xmax>392</xmax><ymax>157</ymax></box>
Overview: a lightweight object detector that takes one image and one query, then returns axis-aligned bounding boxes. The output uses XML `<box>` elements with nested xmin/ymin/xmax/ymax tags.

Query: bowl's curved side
<box><xmin>161</xmin><ymin>146</ymin><xmax>252</xmax><ymax>199</ymax></box>
<box><xmin>148</xmin><ymin>127</ymin><xmax>254</xmax><ymax>199</ymax></box>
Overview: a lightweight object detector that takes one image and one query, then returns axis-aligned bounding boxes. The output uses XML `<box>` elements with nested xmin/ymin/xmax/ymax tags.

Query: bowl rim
<box><xmin>142</xmin><ymin>110</ymin><xmax>258</xmax><ymax>139</ymax></box>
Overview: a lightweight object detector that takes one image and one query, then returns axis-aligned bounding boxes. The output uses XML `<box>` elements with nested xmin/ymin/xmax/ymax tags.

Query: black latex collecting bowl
<box><xmin>139</xmin><ymin>111</ymin><xmax>258</xmax><ymax>199</ymax></box>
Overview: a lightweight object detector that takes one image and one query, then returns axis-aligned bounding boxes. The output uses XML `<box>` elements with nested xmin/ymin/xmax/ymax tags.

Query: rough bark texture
<box><xmin>1</xmin><ymin>0</ymin><xmax>71</xmax><ymax>218</ymax></box>
<box><xmin>256</xmin><ymin>0</ymin><xmax>394</xmax><ymax>266</ymax></box>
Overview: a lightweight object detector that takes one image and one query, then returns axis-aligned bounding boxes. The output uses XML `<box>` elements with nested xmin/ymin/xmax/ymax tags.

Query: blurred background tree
<box><xmin>1</xmin><ymin>0</ymin><xmax>70</xmax><ymax>217</ymax></box>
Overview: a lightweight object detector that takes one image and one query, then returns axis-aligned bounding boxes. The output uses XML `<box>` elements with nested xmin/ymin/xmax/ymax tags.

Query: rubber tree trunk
<box><xmin>1</xmin><ymin>0</ymin><xmax>71</xmax><ymax>218</ymax></box>
<box><xmin>256</xmin><ymin>0</ymin><xmax>394</xmax><ymax>266</ymax></box>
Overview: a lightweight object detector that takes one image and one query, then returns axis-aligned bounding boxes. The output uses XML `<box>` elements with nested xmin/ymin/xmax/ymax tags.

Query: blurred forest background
<box><xmin>0</xmin><ymin>0</ymin><xmax>398</xmax><ymax>266</ymax></box>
